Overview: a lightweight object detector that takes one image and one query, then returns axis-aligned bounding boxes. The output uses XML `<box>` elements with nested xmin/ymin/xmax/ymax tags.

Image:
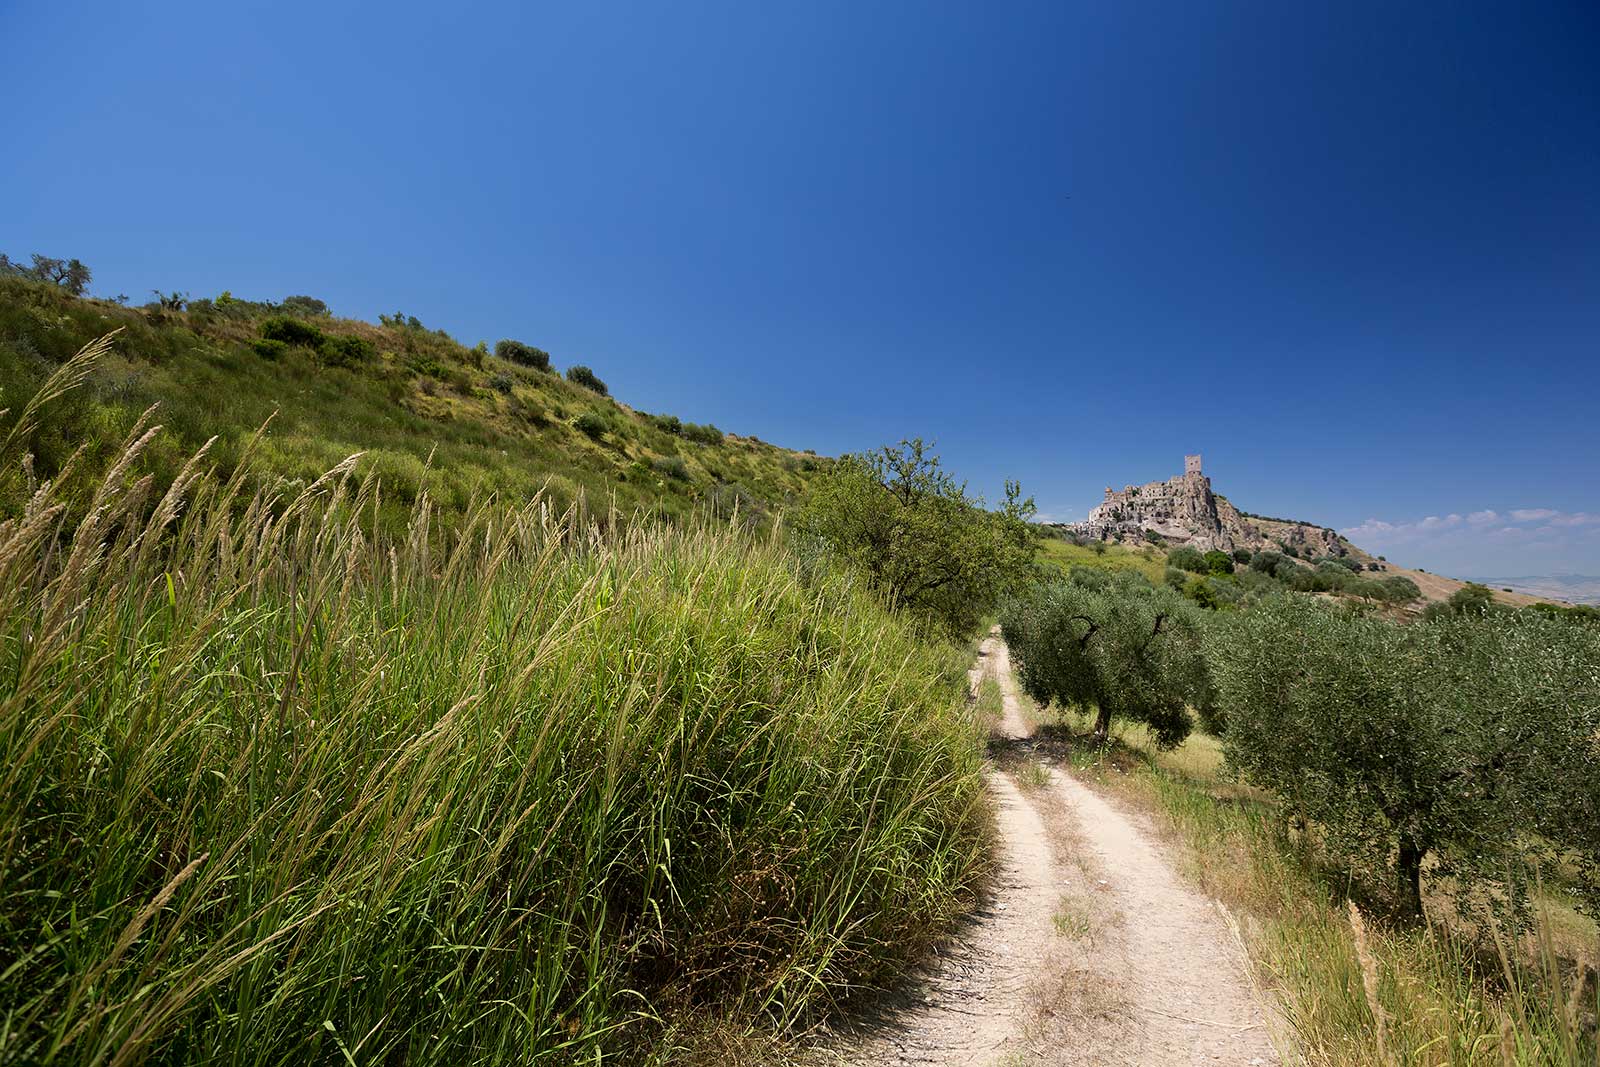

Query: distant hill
<box><xmin>1056</xmin><ymin>453</ymin><xmax>1370</xmax><ymax>563</ymax></box>
<box><xmin>0</xmin><ymin>274</ymin><xmax>827</xmax><ymax>533</ymax></box>
<box><xmin>1048</xmin><ymin>455</ymin><xmax>1584</xmax><ymax>610</ymax></box>
<box><xmin>1469</xmin><ymin>575</ymin><xmax>1600</xmax><ymax>606</ymax></box>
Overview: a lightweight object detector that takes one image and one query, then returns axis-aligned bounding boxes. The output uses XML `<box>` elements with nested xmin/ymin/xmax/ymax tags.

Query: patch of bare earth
<box><xmin>815</xmin><ymin>632</ymin><xmax>1281</xmax><ymax>1066</ymax></box>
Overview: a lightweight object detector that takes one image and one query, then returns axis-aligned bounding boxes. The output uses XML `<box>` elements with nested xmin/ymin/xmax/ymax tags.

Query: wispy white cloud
<box><xmin>1341</xmin><ymin>506</ymin><xmax>1600</xmax><ymax>572</ymax></box>
<box><xmin>1342</xmin><ymin>514</ymin><xmax>1461</xmax><ymax>540</ymax></box>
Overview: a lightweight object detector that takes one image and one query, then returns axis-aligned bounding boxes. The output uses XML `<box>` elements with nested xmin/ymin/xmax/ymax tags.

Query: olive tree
<box><xmin>1002</xmin><ymin>572</ymin><xmax>1210</xmax><ymax>748</ymax></box>
<box><xmin>1210</xmin><ymin>595</ymin><xmax>1600</xmax><ymax>919</ymax></box>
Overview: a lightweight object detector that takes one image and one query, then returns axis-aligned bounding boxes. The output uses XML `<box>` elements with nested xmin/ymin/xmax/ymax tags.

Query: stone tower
<box><xmin>1184</xmin><ymin>454</ymin><xmax>1203</xmax><ymax>477</ymax></box>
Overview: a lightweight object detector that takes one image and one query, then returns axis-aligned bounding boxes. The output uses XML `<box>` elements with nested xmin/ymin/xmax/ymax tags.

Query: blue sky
<box><xmin>6</xmin><ymin>1</ymin><xmax>1597</xmax><ymax>575</ymax></box>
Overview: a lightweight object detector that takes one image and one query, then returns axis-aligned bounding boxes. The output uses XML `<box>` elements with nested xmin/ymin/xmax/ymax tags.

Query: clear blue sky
<box><xmin>7</xmin><ymin>1</ymin><xmax>1598</xmax><ymax>576</ymax></box>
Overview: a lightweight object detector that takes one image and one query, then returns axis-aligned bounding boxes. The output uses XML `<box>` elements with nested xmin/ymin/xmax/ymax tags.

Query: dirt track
<box><xmin>817</xmin><ymin>633</ymin><xmax>1281</xmax><ymax>1066</ymax></box>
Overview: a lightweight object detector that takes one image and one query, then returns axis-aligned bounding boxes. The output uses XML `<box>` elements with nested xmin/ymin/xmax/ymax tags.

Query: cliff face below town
<box><xmin>1061</xmin><ymin>456</ymin><xmax>1368</xmax><ymax>561</ymax></box>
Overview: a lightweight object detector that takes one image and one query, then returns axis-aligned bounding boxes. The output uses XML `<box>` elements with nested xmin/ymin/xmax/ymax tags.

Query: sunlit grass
<box><xmin>1034</xmin><ymin>537</ymin><xmax>1167</xmax><ymax>584</ymax></box>
<box><xmin>0</xmin><ymin>343</ymin><xmax>992</xmax><ymax>1064</ymax></box>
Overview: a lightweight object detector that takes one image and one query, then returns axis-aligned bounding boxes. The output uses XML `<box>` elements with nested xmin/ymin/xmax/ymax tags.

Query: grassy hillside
<box><xmin>0</xmin><ymin>403</ymin><xmax>989</xmax><ymax>1063</ymax></box>
<box><xmin>0</xmin><ymin>276</ymin><xmax>825</xmax><ymax>533</ymax></box>
<box><xmin>1036</xmin><ymin>535</ymin><xmax>1167</xmax><ymax>583</ymax></box>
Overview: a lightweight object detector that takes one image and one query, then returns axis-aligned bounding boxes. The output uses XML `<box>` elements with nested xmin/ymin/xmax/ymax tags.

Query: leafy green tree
<box><xmin>566</xmin><ymin>365</ymin><xmax>608</xmax><ymax>394</ymax></box>
<box><xmin>320</xmin><ymin>334</ymin><xmax>374</xmax><ymax>368</ymax></box>
<box><xmin>1003</xmin><ymin>573</ymin><xmax>1209</xmax><ymax>746</ymax></box>
<box><xmin>1202</xmin><ymin>549</ymin><xmax>1234</xmax><ymax>575</ymax></box>
<box><xmin>798</xmin><ymin>439</ymin><xmax>1035</xmax><ymax>637</ymax></box>
<box><xmin>281</xmin><ymin>294</ymin><xmax>329</xmax><ymax>316</ymax></box>
<box><xmin>1167</xmin><ymin>545</ymin><xmax>1206</xmax><ymax>574</ymax></box>
<box><xmin>496</xmin><ymin>339</ymin><xmax>550</xmax><ymax>371</ymax></box>
<box><xmin>260</xmin><ymin>316</ymin><xmax>326</xmax><ymax>349</ymax></box>
<box><xmin>2</xmin><ymin>253</ymin><xmax>92</xmax><ymax>295</ymax></box>
<box><xmin>1210</xmin><ymin>596</ymin><xmax>1600</xmax><ymax>919</ymax></box>
<box><xmin>682</xmin><ymin>422</ymin><xmax>724</xmax><ymax>445</ymax></box>
<box><xmin>1183</xmin><ymin>575</ymin><xmax>1220</xmax><ymax>609</ymax></box>
<box><xmin>573</xmin><ymin>412</ymin><xmax>608</xmax><ymax>439</ymax></box>
<box><xmin>1379</xmin><ymin>575</ymin><xmax>1421</xmax><ymax>602</ymax></box>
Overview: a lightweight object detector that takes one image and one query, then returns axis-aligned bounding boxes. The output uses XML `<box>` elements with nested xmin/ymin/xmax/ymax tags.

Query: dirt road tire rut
<box><xmin>818</xmin><ymin>632</ymin><xmax>1280</xmax><ymax>1066</ymax></box>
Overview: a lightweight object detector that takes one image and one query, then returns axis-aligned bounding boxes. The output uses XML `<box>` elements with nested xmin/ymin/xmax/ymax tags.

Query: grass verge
<box><xmin>0</xmin><ymin>348</ymin><xmax>991</xmax><ymax>1064</ymax></box>
<box><xmin>1022</xmin><ymin>696</ymin><xmax>1598</xmax><ymax>1066</ymax></box>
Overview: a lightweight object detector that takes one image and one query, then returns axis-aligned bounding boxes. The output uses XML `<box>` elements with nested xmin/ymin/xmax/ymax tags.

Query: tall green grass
<box><xmin>0</xmin><ymin>345</ymin><xmax>990</xmax><ymax>1064</ymax></box>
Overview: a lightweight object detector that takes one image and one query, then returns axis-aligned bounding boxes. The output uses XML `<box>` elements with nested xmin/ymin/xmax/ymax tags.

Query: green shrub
<box><xmin>280</xmin><ymin>294</ymin><xmax>329</xmax><ymax>317</ymax></box>
<box><xmin>1202</xmin><ymin>549</ymin><xmax>1234</xmax><ymax>575</ymax></box>
<box><xmin>495</xmin><ymin>339</ymin><xmax>550</xmax><ymax>371</ymax></box>
<box><xmin>490</xmin><ymin>372</ymin><xmax>514</xmax><ymax>395</ymax></box>
<box><xmin>649</xmin><ymin>413</ymin><xmax>682</xmax><ymax>435</ymax></box>
<box><xmin>1003</xmin><ymin>571</ymin><xmax>1209</xmax><ymax>747</ymax></box>
<box><xmin>320</xmin><ymin>334</ymin><xmax>374</xmax><ymax>368</ymax></box>
<box><xmin>259</xmin><ymin>315</ymin><xmax>326</xmax><ymax>349</ymax></box>
<box><xmin>683</xmin><ymin>422</ymin><xmax>723</xmax><ymax>445</ymax></box>
<box><xmin>651</xmin><ymin>455</ymin><xmax>690</xmax><ymax>481</ymax></box>
<box><xmin>1231</xmin><ymin>548</ymin><xmax>1251</xmax><ymax>564</ymax></box>
<box><xmin>573</xmin><ymin>411</ymin><xmax>608</xmax><ymax>439</ymax></box>
<box><xmin>1167</xmin><ymin>545</ymin><xmax>1207</xmax><ymax>574</ymax></box>
<box><xmin>248</xmin><ymin>337</ymin><xmax>288</xmax><ymax>360</ymax></box>
<box><xmin>1378</xmin><ymin>575</ymin><xmax>1421</xmax><ymax>602</ymax></box>
<box><xmin>1164</xmin><ymin>566</ymin><xmax>1187</xmax><ymax>590</ymax></box>
<box><xmin>1183</xmin><ymin>575</ymin><xmax>1220</xmax><ymax>608</ymax></box>
<box><xmin>566</xmin><ymin>365</ymin><xmax>608</xmax><ymax>394</ymax></box>
<box><xmin>798</xmin><ymin>438</ymin><xmax>1035</xmax><ymax>638</ymax></box>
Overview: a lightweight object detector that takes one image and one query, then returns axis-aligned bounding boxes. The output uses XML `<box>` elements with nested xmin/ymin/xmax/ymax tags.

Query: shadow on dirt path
<box><xmin>812</xmin><ymin>630</ymin><xmax>1282</xmax><ymax>1067</ymax></box>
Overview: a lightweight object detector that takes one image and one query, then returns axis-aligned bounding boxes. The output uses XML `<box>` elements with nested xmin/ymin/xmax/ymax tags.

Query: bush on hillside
<box><xmin>1167</xmin><ymin>545</ymin><xmax>1207</xmax><ymax>574</ymax></box>
<box><xmin>1232</xmin><ymin>548</ymin><xmax>1252</xmax><ymax>564</ymax></box>
<box><xmin>0</xmin><ymin>415</ymin><xmax>989</xmax><ymax>1060</ymax></box>
<box><xmin>1202</xmin><ymin>549</ymin><xmax>1235</xmax><ymax>575</ymax></box>
<box><xmin>573</xmin><ymin>411</ymin><xmax>609</xmax><ymax>439</ymax></box>
<box><xmin>280</xmin><ymin>294</ymin><xmax>330</xmax><ymax>317</ymax></box>
<box><xmin>1184</xmin><ymin>575</ymin><xmax>1220</xmax><ymax>608</ymax></box>
<box><xmin>0</xmin><ymin>252</ymin><xmax>91</xmax><ymax>295</ymax></box>
<box><xmin>495</xmin><ymin>339</ymin><xmax>550</xmax><ymax>371</ymax></box>
<box><xmin>249</xmin><ymin>337</ymin><xmax>288</xmax><ymax>360</ymax></box>
<box><xmin>799</xmin><ymin>438</ymin><xmax>1035</xmax><ymax>638</ymax></box>
<box><xmin>682</xmin><ymin>422</ymin><xmax>723</xmax><ymax>445</ymax></box>
<box><xmin>259</xmin><ymin>315</ymin><xmax>327</xmax><ymax>349</ymax></box>
<box><xmin>1209</xmin><ymin>595</ymin><xmax>1600</xmax><ymax>919</ymax></box>
<box><xmin>320</xmin><ymin>334</ymin><xmax>375</xmax><ymax>368</ymax></box>
<box><xmin>651</xmin><ymin>454</ymin><xmax>690</xmax><ymax>481</ymax></box>
<box><xmin>566</xmin><ymin>365</ymin><xmax>608</xmax><ymax>394</ymax></box>
<box><xmin>1002</xmin><ymin>571</ymin><xmax>1210</xmax><ymax>747</ymax></box>
<box><xmin>648</xmin><ymin>413</ymin><xmax>682</xmax><ymax>435</ymax></box>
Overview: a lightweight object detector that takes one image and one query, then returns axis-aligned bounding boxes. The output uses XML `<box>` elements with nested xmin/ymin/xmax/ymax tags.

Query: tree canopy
<box><xmin>1209</xmin><ymin>595</ymin><xmax>1600</xmax><ymax>919</ymax></box>
<box><xmin>798</xmin><ymin>438</ymin><xmax>1035</xmax><ymax>637</ymax></box>
<box><xmin>1002</xmin><ymin>571</ymin><xmax>1211</xmax><ymax>747</ymax></box>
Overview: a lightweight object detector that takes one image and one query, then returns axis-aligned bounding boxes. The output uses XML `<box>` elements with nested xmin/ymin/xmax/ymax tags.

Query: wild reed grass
<box><xmin>0</xmin><ymin>339</ymin><xmax>991</xmax><ymax>1064</ymax></box>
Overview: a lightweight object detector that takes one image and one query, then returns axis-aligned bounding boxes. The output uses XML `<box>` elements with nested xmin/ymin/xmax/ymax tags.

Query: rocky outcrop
<box><xmin>1059</xmin><ymin>455</ymin><xmax>1367</xmax><ymax>560</ymax></box>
